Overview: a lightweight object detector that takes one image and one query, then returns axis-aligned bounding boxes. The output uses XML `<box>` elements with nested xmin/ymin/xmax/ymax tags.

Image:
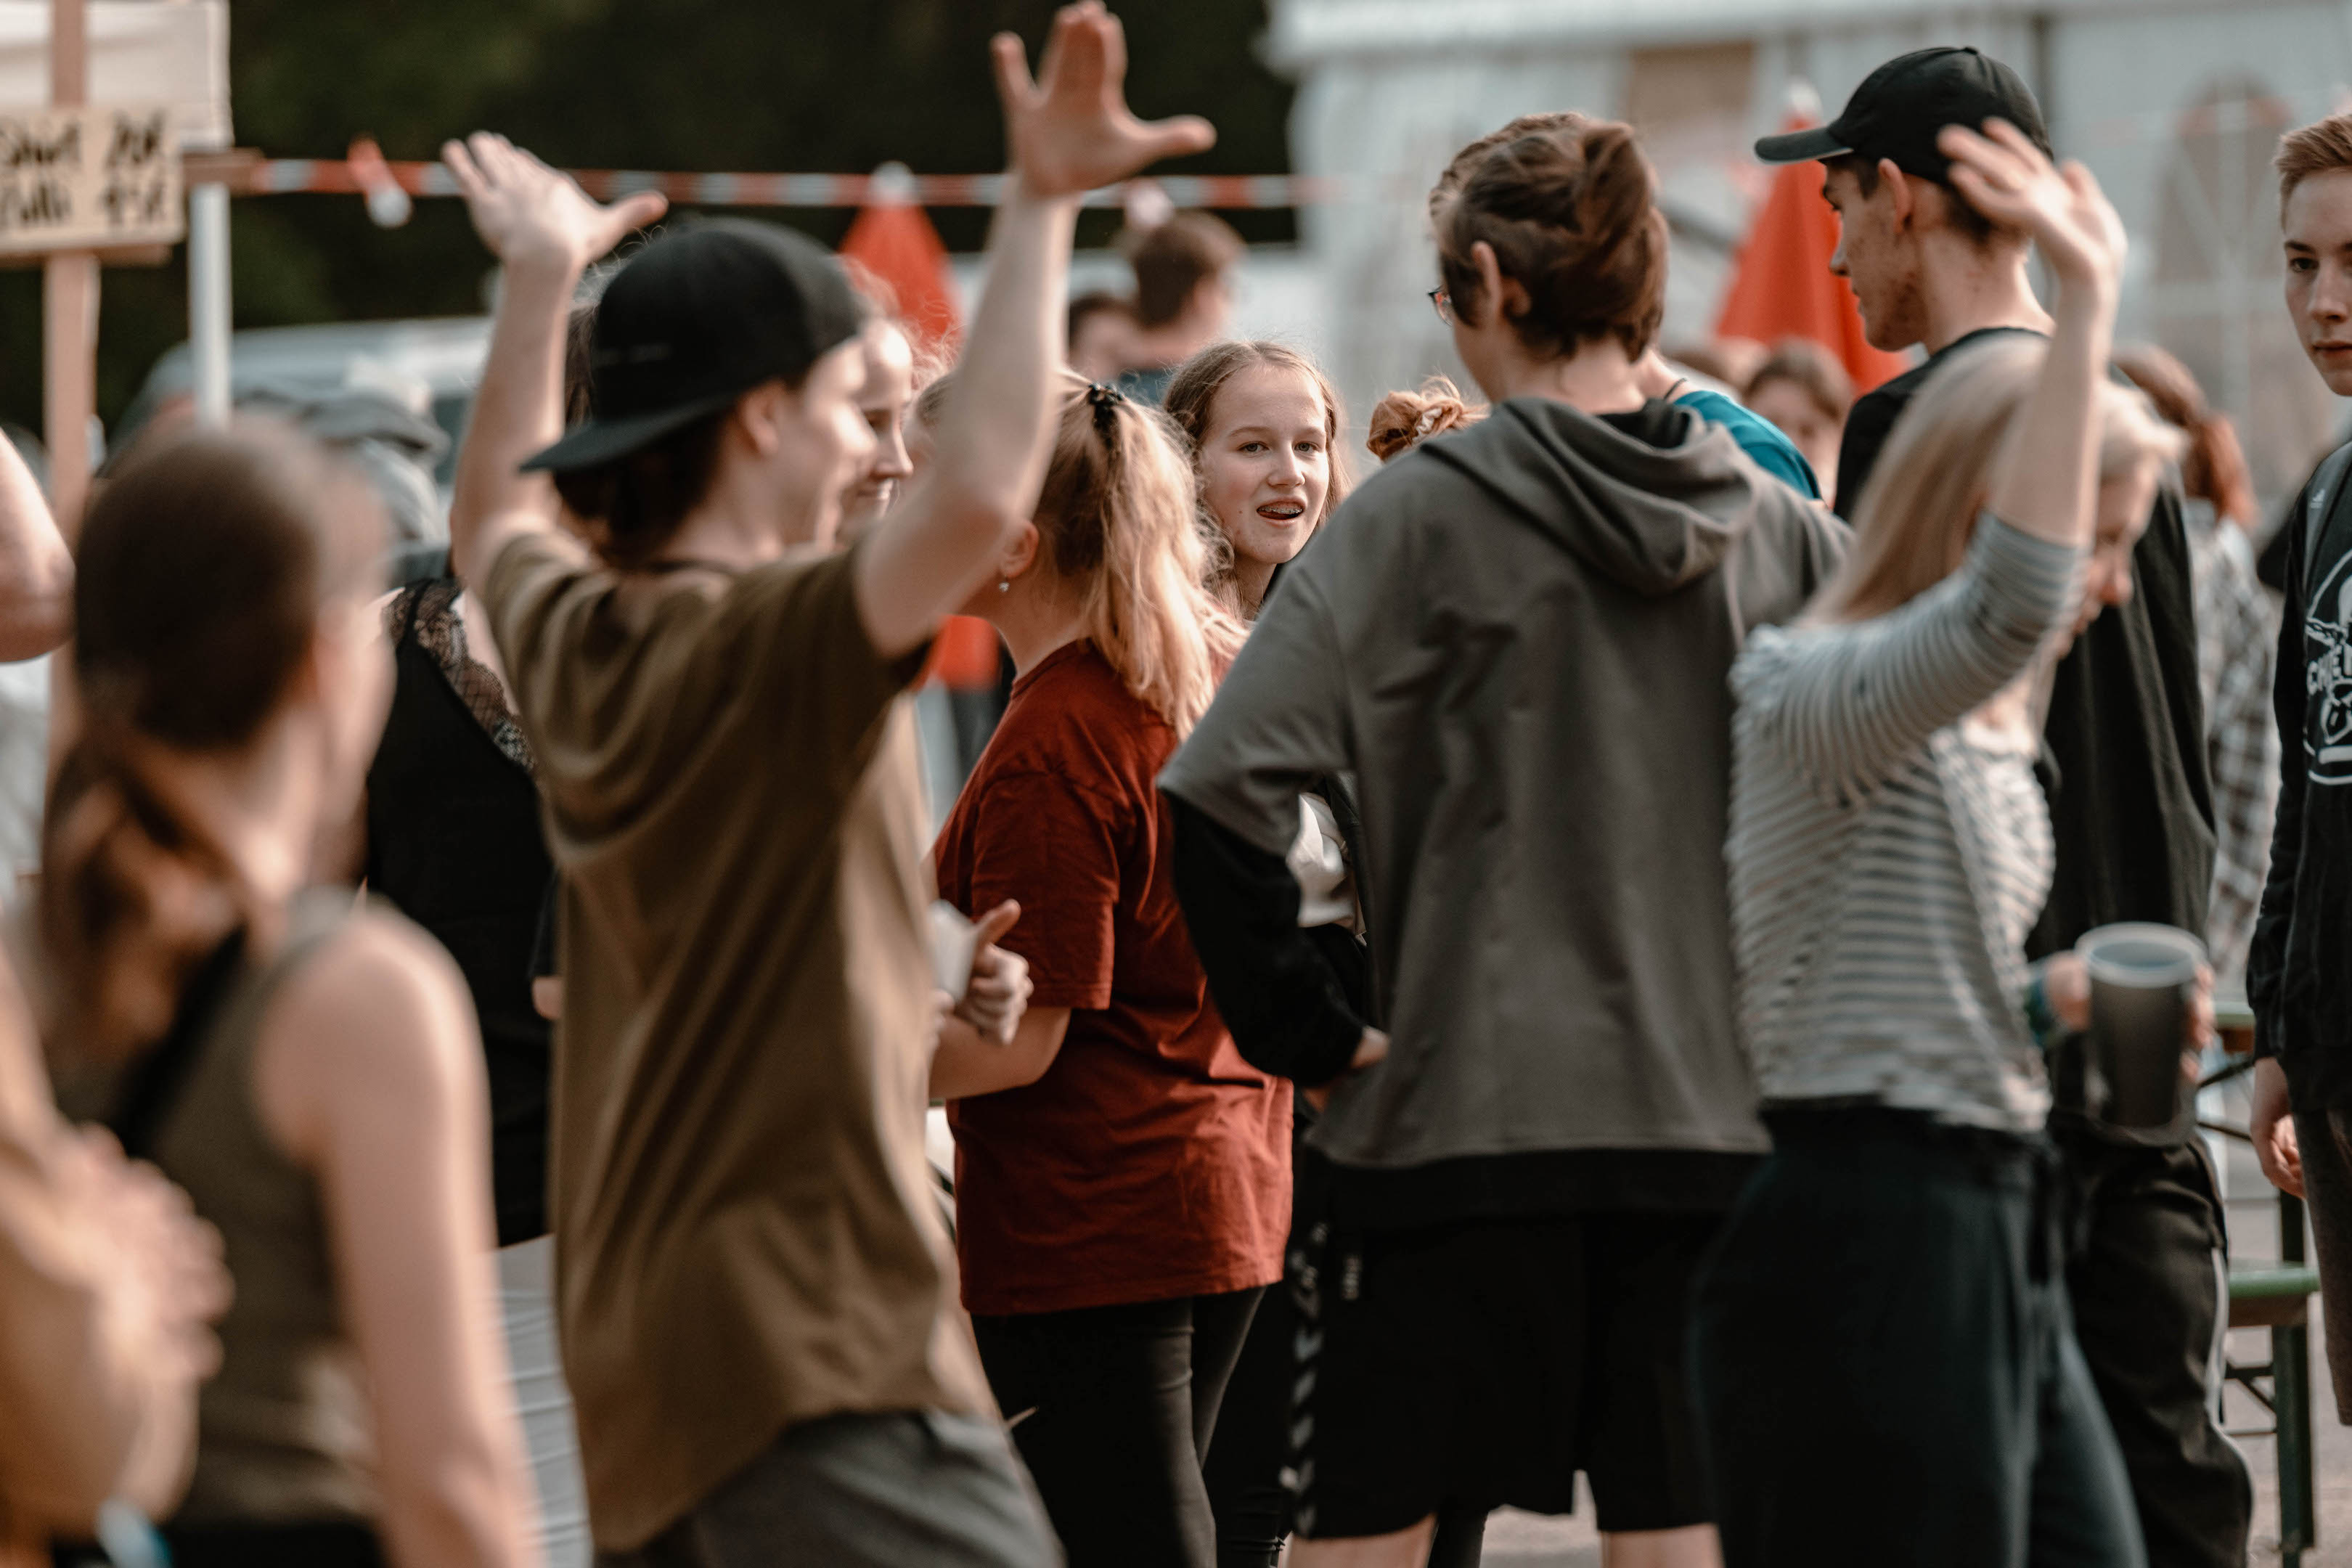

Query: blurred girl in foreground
<box><xmin>39</xmin><ymin>424</ymin><xmax>538</xmax><ymax>1568</ymax></box>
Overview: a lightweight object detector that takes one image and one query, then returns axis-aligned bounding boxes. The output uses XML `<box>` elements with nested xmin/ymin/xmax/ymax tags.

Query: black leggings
<box><xmin>1205</xmin><ymin>1273</ymin><xmax>1490</xmax><ymax>1568</ymax></box>
<box><xmin>973</xmin><ymin>1286</ymin><xmax>1264</xmax><ymax>1568</ymax></box>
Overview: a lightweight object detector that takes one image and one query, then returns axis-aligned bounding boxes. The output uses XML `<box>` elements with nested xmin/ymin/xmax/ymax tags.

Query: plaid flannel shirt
<box><xmin>2186</xmin><ymin>503</ymin><xmax>2279</xmax><ymax>984</ymax></box>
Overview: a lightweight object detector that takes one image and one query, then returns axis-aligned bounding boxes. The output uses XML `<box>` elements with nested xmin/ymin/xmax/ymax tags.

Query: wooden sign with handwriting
<box><xmin>0</xmin><ymin>105</ymin><xmax>181</xmax><ymax>254</ymax></box>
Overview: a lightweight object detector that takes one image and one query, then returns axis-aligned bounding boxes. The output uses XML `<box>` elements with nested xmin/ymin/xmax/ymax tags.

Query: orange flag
<box><xmin>1715</xmin><ymin>118</ymin><xmax>1909</xmax><ymax>394</ymax></box>
<box><xmin>838</xmin><ymin>162</ymin><xmax>962</xmax><ymax>357</ymax></box>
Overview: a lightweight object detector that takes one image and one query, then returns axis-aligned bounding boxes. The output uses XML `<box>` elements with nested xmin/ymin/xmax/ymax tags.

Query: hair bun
<box><xmin>1435</xmin><ymin>115</ymin><xmax>1667</xmax><ymax>361</ymax></box>
<box><xmin>1367</xmin><ymin>377</ymin><xmax>1485</xmax><ymax>462</ymax></box>
<box><xmin>1572</xmin><ymin>125</ymin><xmax>1656</xmax><ymax>243</ymax></box>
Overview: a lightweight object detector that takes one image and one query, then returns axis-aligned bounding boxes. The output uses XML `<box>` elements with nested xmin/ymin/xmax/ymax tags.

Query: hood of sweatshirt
<box><xmin>1419</xmin><ymin>395</ymin><xmax>1771</xmax><ymax>596</ymax></box>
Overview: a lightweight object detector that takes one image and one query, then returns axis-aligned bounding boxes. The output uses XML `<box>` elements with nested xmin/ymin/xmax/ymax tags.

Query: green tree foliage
<box><xmin>0</xmin><ymin>0</ymin><xmax>1291</xmax><ymax>441</ymax></box>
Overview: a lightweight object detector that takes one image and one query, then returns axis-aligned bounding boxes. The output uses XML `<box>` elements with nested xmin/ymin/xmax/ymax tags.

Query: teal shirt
<box><xmin>1675</xmin><ymin>386</ymin><xmax>1820</xmax><ymax>501</ymax></box>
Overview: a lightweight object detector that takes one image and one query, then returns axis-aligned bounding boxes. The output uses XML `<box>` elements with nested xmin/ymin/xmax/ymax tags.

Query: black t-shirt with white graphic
<box><xmin>2253</xmin><ymin>447</ymin><xmax>2352</xmax><ymax>1108</ymax></box>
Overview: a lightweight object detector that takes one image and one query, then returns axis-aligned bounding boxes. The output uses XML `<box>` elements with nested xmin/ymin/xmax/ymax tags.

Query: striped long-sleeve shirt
<box><xmin>1726</xmin><ymin>515</ymin><xmax>2085</xmax><ymax>1132</ymax></box>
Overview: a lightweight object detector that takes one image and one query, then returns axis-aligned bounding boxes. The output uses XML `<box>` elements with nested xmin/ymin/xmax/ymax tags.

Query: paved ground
<box><xmin>1455</xmin><ymin>1106</ymin><xmax>2352</xmax><ymax>1566</ymax></box>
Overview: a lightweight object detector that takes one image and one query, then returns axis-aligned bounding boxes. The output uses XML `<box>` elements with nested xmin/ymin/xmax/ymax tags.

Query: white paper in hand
<box><xmin>928</xmin><ymin>900</ymin><xmax>978</xmax><ymax>1000</ymax></box>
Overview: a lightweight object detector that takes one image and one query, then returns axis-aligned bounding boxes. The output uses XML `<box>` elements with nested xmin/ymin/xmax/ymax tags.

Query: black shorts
<box><xmin>1289</xmin><ymin>1206</ymin><xmax>1721</xmax><ymax>1540</ymax></box>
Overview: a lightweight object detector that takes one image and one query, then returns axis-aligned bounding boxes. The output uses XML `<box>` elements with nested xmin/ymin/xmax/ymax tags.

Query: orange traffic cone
<box><xmin>840</xmin><ymin>162</ymin><xmax>962</xmax><ymax>357</ymax></box>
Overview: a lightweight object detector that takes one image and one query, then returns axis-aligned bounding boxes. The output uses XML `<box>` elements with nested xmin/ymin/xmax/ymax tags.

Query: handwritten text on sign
<box><xmin>0</xmin><ymin>106</ymin><xmax>182</xmax><ymax>254</ymax></box>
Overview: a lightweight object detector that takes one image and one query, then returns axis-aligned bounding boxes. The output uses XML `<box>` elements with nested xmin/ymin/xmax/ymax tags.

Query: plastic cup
<box><xmin>2075</xmin><ymin>923</ymin><xmax>2204</xmax><ymax>1130</ymax></box>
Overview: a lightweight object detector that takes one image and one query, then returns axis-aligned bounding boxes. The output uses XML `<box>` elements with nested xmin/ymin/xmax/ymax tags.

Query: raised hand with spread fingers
<box><xmin>1938</xmin><ymin>118</ymin><xmax>2125</xmax><ymax>295</ymax></box>
<box><xmin>1941</xmin><ymin>118</ymin><xmax>2127</xmax><ymax>556</ymax></box>
<box><xmin>852</xmin><ymin>3</ymin><xmax>1219</xmax><ymax>657</ymax></box>
<box><xmin>994</xmin><ymin>1</ymin><xmax>1214</xmax><ymax>202</ymax></box>
<box><xmin>441</xmin><ymin>132</ymin><xmax>666</xmax><ymax>280</ymax></box>
<box><xmin>438</xmin><ymin>134</ymin><xmax>666</xmax><ymax>588</ymax></box>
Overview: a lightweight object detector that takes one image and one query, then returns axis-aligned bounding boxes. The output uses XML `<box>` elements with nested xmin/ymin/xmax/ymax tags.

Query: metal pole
<box><xmin>187</xmin><ymin>182</ymin><xmax>230</xmax><ymax>425</ymax></box>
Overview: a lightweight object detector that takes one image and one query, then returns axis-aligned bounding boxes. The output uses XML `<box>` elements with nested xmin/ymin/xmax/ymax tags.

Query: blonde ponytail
<box><xmin>1034</xmin><ymin>375</ymin><xmax>1242</xmax><ymax>735</ymax></box>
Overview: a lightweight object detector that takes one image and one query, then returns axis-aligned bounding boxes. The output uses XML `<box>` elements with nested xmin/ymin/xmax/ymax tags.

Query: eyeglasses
<box><xmin>1427</xmin><ymin>286</ymin><xmax>1454</xmax><ymax>325</ymax></box>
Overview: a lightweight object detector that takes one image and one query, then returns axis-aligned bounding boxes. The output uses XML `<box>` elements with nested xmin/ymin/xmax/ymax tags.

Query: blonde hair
<box><xmin>1367</xmin><ymin>376</ymin><xmax>1486</xmax><ymax>462</ymax></box>
<box><xmin>1162</xmin><ymin>341</ymin><xmax>1353</xmax><ymax>610</ymax></box>
<box><xmin>1813</xmin><ymin>338</ymin><xmax>2186</xmax><ymax>624</ymax></box>
<box><xmin>2278</xmin><ymin>113</ymin><xmax>2352</xmax><ymax>207</ymax></box>
<box><xmin>1033</xmin><ymin>372</ymin><xmax>1242</xmax><ymax>735</ymax></box>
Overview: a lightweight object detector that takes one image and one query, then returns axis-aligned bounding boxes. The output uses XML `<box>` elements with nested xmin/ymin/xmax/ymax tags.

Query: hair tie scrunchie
<box><xmin>1085</xmin><ymin>380</ymin><xmax>1127</xmax><ymax>436</ymax></box>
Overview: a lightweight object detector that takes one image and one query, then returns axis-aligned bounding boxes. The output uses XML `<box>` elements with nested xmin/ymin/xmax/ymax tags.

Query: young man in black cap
<box><xmin>1759</xmin><ymin>46</ymin><xmax>2244</xmax><ymax>1568</ymax></box>
<box><xmin>436</xmin><ymin>7</ymin><xmax>1214</xmax><ymax>1564</ymax></box>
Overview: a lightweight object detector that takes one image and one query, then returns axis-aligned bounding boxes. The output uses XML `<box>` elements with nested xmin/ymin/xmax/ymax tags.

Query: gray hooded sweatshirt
<box><xmin>1160</xmin><ymin>396</ymin><xmax>1847</xmax><ymax>1173</ymax></box>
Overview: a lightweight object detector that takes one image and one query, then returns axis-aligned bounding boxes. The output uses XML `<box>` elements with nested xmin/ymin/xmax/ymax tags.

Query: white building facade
<box><xmin>1268</xmin><ymin>0</ymin><xmax>2352</xmax><ymax>501</ymax></box>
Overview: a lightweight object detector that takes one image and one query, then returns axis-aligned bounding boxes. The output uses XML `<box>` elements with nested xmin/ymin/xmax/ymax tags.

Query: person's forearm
<box><xmin>0</xmin><ymin>1269</ymin><xmax>184</xmax><ymax>1532</ymax></box>
<box><xmin>931</xmin><ymin>1016</ymin><xmax>1018</xmax><ymax>1101</ymax></box>
<box><xmin>931</xmin><ymin>189</ymin><xmax>1079</xmax><ymax>520</ymax></box>
<box><xmin>1985</xmin><ymin>275</ymin><xmax>2113</xmax><ymax>547</ymax></box>
<box><xmin>859</xmin><ymin>191</ymin><xmax>1080</xmax><ymax>653</ymax></box>
<box><xmin>931</xmin><ymin>1007</ymin><xmax>1069</xmax><ymax>1101</ymax></box>
<box><xmin>379</xmin><ymin>1439</ymin><xmax>531</xmax><ymax>1568</ymax></box>
<box><xmin>0</xmin><ymin>435</ymin><xmax>71</xmax><ymax>658</ymax></box>
<box><xmin>1168</xmin><ymin>798</ymin><xmax>1368</xmax><ymax>1086</ymax></box>
<box><xmin>447</xmin><ymin>259</ymin><xmax>576</xmax><ymax>591</ymax></box>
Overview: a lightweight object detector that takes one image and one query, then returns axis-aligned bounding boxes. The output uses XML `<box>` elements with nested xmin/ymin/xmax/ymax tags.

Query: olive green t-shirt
<box><xmin>484</xmin><ymin>529</ymin><xmax>991</xmax><ymax>1553</ymax></box>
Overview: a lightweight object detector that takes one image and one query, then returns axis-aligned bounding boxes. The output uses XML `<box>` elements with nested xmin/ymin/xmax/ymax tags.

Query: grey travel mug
<box><xmin>2075</xmin><ymin>923</ymin><xmax>2204</xmax><ymax>1130</ymax></box>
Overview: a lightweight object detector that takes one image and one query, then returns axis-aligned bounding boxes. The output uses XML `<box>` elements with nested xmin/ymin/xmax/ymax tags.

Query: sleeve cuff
<box><xmin>1289</xmin><ymin>1003</ymin><xmax>1368</xmax><ymax>1089</ymax></box>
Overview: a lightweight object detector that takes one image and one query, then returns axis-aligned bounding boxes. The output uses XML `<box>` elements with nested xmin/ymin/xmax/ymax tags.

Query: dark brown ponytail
<box><xmin>42</xmin><ymin>421</ymin><xmax>382</xmax><ymax>1058</ymax></box>
<box><xmin>1434</xmin><ymin>115</ymin><xmax>1668</xmax><ymax>361</ymax></box>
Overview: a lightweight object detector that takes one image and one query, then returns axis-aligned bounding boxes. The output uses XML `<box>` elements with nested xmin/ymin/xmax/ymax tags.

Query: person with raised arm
<box><xmin>1752</xmin><ymin>55</ymin><xmax>2242</xmax><ymax>1564</ymax></box>
<box><xmin>321</xmin><ymin>141</ymin><xmax>669</xmax><ymax>1568</ymax></box>
<box><xmin>441</xmin><ymin>7</ymin><xmax>1212</xmax><ymax>1561</ymax></box>
<box><xmin>1694</xmin><ymin>123</ymin><xmax>2190</xmax><ymax>1565</ymax></box>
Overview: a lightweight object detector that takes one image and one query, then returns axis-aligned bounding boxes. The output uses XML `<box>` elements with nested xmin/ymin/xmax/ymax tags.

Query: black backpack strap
<box><xmin>105</xmin><ymin>928</ymin><xmax>249</xmax><ymax>1162</ymax></box>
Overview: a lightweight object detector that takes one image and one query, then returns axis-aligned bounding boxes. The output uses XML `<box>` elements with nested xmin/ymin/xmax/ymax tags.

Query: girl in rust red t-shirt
<box><xmin>930</xmin><ymin>373</ymin><xmax>1288</xmax><ymax>1568</ymax></box>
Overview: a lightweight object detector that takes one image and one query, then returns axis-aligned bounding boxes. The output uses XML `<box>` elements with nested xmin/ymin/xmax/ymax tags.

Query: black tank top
<box><xmin>364</xmin><ymin>579</ymin><xmax>554</xmax><ymax>1244</ymax></box>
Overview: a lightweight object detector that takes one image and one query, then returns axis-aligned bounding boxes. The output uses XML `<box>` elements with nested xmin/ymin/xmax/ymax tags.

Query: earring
<box><xmin>997</xmin><ymin>579</ymin><xmax>1010</xmax><ymax>594</ymax></box>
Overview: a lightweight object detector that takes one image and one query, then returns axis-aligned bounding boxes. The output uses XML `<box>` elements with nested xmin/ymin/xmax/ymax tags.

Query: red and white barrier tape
<box><xmin>221</xmin><ymin>158</ymin><xmax>1336</xmax><ymax>211</ymax></box>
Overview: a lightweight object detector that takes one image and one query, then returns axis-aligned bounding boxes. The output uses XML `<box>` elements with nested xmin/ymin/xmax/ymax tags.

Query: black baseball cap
<box><xmin>1753</xmin><ymin>46</ymin><xmax>2051</xmax><ymax>183</ymax></box>
<box><xmin>523</xmin><ymin>217</ymin><xmax>865</xmax><ymax>474</ymax></box>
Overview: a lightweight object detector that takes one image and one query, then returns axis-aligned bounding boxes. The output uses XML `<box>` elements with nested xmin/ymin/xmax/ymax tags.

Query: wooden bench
<box><xmin>2226</xmin><ymin>1235</ymin><xmax>2318</xmax><ymax>1567</ymax></box>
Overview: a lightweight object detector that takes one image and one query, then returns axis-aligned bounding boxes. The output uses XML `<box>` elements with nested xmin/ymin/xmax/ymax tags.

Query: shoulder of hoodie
<box><xmin>1308</xmin><ymin>404</ymin><xmax>1844</xmax><ymax>576</ymax></box>
<box><xmin>1341</xmin><ymin>418</ymin><xmax>1507</xmax><ymax>518</ymax></box>
<box><xmin>1307</xmin><ymin>404</ymin><xmax>1597</xmax><ymax>546</ymax></box>
<box><xmin>1730</xmin><ymin>448</ymin><xmax>1853</xmax><ymax>563</ymax></box>
<box><xmin>1281</xmin><ymin>424</ymin><xmax>1499</xmax><ymax>595</ymax></box>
